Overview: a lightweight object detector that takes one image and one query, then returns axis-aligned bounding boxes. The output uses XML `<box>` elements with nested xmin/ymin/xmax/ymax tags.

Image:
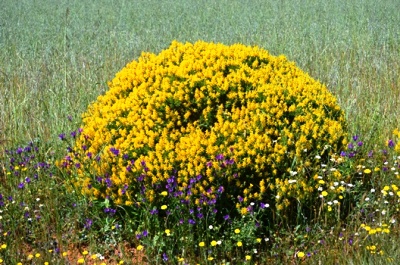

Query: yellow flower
<box><xmin>160</xmin><ymin>191</ymin><xmax>168</xmax><ymax>196</ymax></box>
<box><xmin>0</xmin><ymin>244</ymin><xmax>5</xmax><ymax>249</ymax></box>
<box><xmin>161</xmin><ymin>205</ymin><xmax>167</xmax><ymax>210</ymax></box>
<box><xmin>199</xmin><ymin>242</ymin><xmax>205</xmax><ymax>247</ymax></box>
<box><xmin>35</xmin><ymin>253</ymin><xmax>41</xmax><ymax>258</ymax></box>
<box><xmin>237</xmin><ymin>241</ymin><xmax>243</xmax><ymax>247</ymax></box>
<box><xmin>28</xmin><ymin>254</ymin><xmax>34</xmax><ymax>260</ymax></box>
<box><xmin>245</xmin><ymin>255</ymin><xmax>251</xmax><ymax>260</ymax></box>
<box><xmin>62</xmin><ymin>252</ymin><xmax>68</xmax><ymax>257</ymax></box>
<box><xmin>78</xmin><ymin>258</ymin><xmax>85</xmax><ymax>264</ymax></box>
<box><xmin>211</xmin><ymin>240</ymin><xmax>217</xmax><ymax>246</ymax></box>
<box><xmin>207</xmin><ymin>257</ymin><xmax>214</xmax><ymax>261</ymax></box>
<box><xmin>165</xmin><ymin>229</ymin><xmax>171</xmax><ymax>235</ymax></box>
<box><xmin>137</xmin><ymin>245</ymin><xmax>144</xmax><ymax>251</ymax></box>
<box><xmin>297</xmin><ymin>251</ymin><xmax>305</xmax><ymax>258</ymax></box>
<box><xmin>321</xmin><ymin>191</ymin><xmax>328</xmax><ymax>197</ymax></box>
<box><xmin>364</xmin><ymin>169</ymin><xmax>372</xmax><ymax>174</ymax></box>
<box><xmin>82</xmin><ymin>250</ymin><xmax>88</xmax><ymax>255</ymax></box>
<box><xmin>234</xmin><ymin>228</ymin><xmax>241</xmax><ymax>234</ymax></box>
<box><xmin>256</xmin><ymin>238</ymin><xmax>262</xmax><ymax>243</ymax></box>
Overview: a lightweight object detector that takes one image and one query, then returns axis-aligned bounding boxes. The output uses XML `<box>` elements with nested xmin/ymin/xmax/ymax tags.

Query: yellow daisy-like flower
<box><xmin>297</xmin><ymin>252</ymin><xmax>305</xmax><ymax>258</ymax></box>
<box><xmin>137</xmin><ymin>245</ymin><xmax>144</xmax><ymax>251</ymax></box>
<box><xmin>211</xmin><ymin>240</ymin><xmax>218</xmax><ymax>246</ymax></box>
<box><xmin>364</xmin><ymin>169</ymin><xmax>372</xmax><ymax>174</ymax></box>
<box><xmin>245</xmin><ymin>255</ymin><xmax>251</xmax><ymax>261</ymax></box>
<box><xmin>0</xmin><ymin>244</ymin><xmax>6</xmax><ymax>249</ymax></box>
<box><xmin>199</xmin><ymin>242</ymin><xmax>205</xmax><ymax>247</ymax></box>
<box><xmin>321</xmin><ymin>191</ymin><xmax>328</xmax><ymax>197</ymax></box>
<box><xmin>237</xmin><ymin>241</ymin><xmax>243</xmax><ymax>247</ymax></box>
<box><xmin>161</xmin><ymin>205</ymin><xmax>167</xmax><ymax>210</ymax></box>
<box><xmin>77</xmin><ymin>258</ymin><xmax>85</xmax><ymax>264</ymax></box>
<box><xmin>234</xmin><ymin>228</ymin><xmax>241</xmax><ymax>234</ymax></box>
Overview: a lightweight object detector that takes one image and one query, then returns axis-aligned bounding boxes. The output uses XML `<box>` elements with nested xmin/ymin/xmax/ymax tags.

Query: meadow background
<box><xmin>0</xmin><ymin>0</ymin><xmax>399</xmax><ymax>264</ymax></box>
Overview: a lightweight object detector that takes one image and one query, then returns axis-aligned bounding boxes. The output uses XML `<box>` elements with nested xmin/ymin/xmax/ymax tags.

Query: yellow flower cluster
<box><xmin>60</xmin><ymin>41</ymin><xmax>347</xmax><ymax>208</ymax></box>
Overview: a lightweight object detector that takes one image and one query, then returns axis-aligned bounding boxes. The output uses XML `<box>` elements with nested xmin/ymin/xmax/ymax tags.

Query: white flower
<box><xmin>315</xmin><ymin>155</ymin><xmax>321</xmax><ymax>159</ymax></box>
<box><xmin>365</xmin><ymin>197</ymin><xmax>370</xmax><ymax>201</ymax></box>
<box><xmin>371</xmin><ymin>188</ymin><xmax>375</xmax><ymax>193</ymax></box>
<box><xmin>288</xmin><ymin>179</ymin><xmax>297</xmax><ymax>184</ymax></box>
<box><xmin>209</xmin><ymin>225</ymin><xmax>213</xmax><ymax>230</ymax></box>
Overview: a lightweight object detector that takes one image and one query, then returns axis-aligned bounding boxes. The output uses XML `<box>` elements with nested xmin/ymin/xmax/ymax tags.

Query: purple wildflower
<box><xmin>58</xmin><ymin>133</ymin><xmax>66</xmax><ymax>141</ymax></box>
<box><xmin>388</xmin><ymin>139</ymin><xmax>395</xmax><ymax>148</ymax></box>
<box><xmin>84</xmin><ymin>218</ymin><xmax>93</xmax><ymax>229</ymax></box>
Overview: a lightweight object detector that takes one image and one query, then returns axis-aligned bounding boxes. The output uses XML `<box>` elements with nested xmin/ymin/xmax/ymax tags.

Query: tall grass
<box><xmin>0</xmin><ymin>0</ymin><xmax>399</xmax><ymax>264</ymax></box>
<box><xmin>1</xmin><ymin>0</ymin><xmax>399</xmax><ymax>149</ymax></box>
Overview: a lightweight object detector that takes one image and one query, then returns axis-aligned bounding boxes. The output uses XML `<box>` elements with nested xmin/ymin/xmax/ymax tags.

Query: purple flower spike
<box><xmin>352</xmin><ymin>135</ymin><xmax>359</xmax><ymax>141</ymax></box>
<box><xmin>388</xmin><ymin>139</ymin><xmax>395</xmax><ymax>148</ymax></box>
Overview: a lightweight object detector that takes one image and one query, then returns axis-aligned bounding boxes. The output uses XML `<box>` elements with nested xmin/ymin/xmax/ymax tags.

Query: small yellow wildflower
<box><xmin>321</xmin><ymin>191</ymin><xmax>328</xmax><ymax>197</ymax></box>
<box><xmin>161</xmin><ymin>205</ymin><xmax>167</xmax><ymax>210</ymax></box>
<box><xmin>137</xmin><ymin>245</ymin><xmax>144</xmax><ymax>251</ymax></box>
<box><xmin>165</xmin><ymin>229</ymin><xmax>171</xmax><ymax>236</ymax></box>
<box><xmin>256</xmin><ymin>238</ymin><xmax>262</xmax><ymax>243</ymax></box>
<box><xmin>78</xmin><ymin>258</ymin><xmax>85</xmax><ymax>264</ymax></box>
<box><xmin>364</xmin><ymin>169</ymin><xmax>372</xmax><ymax>174</ymax></box>
<box><xmin>82</xmin><ymin>250</ymin><xmax>88</xmax><ymax>255</ymax></box>
<box><xmin>199</xmin><ymin>242</ymin><xmax>205</xmax><ymax>247</ymax></box>
<box><xmin>234</xmin><ymin>228</ymin><xmax>240</xmax><ymax>234</ymax></box>
<box><xmin>28</xmin><ymin>254</ymin><xmax>34</xmax><ymax>260</ymax></box>
<box><xmin>0</xmin><ymin>244</ymin><xmax>5</xmax><ymax>249</ymax></box>
<box><xmin>245</xmin><ymin>255</ymin><xmax>251</xmax><ymax>261</ymax></box>
<box><xmin>297</xmin><ymin>251</ymin><xmax>305</xmax><ymax>258</ymax></box>
<box><xmin>207</xmin><ymin>257</ymin><xmax>214</xmax><ymax>261</ymax></box>
<box><xmin>237</xmin><ymin>241</ymin><xmax>243</xmax><ymax>247</ymax></box>
<box><xmin>62</xmin><ymin>252</ymin><xmax>68</xmax><ymax>257</ymax></box>
<box><xmin>35</xmin><ymin>253</ymin><xmax>41</xmax><ymax>258</ymax></box>
<box><xmin>211</xmin><ymin>240</ymin><xmax>217</xmax><ymax>246</ymax></box>
<box><xmin>161</xmin><ymin>191</ymin><xmax>168</xmax><ymax>196</ymax></box>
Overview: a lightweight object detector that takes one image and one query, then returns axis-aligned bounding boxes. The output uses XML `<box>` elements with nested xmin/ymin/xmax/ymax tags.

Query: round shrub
<box><xmin>61</xmin><ymin>41</ymin><xmax>348</xmax><ymax>213</ymax></box>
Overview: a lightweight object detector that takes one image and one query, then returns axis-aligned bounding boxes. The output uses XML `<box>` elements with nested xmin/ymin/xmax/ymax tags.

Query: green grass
<box><xmin>0</xmin><ymin>0</ymin><xmax>400</xmax><ymax>264</ymax></box>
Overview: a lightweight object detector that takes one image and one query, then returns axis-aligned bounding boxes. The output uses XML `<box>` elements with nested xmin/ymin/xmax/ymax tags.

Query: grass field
<box><xmin>0</xmin><ymin>0</ymin><xmax>400</xmax><ymax>264</ymax></box>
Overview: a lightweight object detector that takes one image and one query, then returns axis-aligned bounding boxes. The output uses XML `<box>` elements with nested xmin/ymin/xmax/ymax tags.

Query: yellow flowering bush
<box><xmin>60</xmin><ymin>41</ymin><xmax>347</xmax><ymax>212</ymax></box>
